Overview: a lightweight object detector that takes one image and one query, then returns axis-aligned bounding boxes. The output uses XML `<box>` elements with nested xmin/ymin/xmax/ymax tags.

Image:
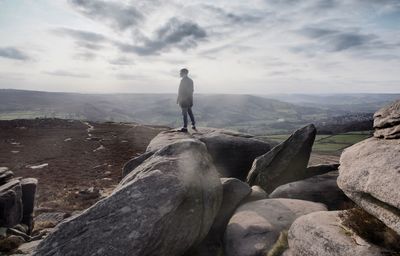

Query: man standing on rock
<box><xmin>177</xmin><ymin>68</ymin><xmax>196</xmax><ymax>132</ymax></box>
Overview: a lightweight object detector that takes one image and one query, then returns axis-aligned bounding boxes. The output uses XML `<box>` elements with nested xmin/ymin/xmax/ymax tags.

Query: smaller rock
<box><xmin>0</xmin><ymin>168</ymin><xmax>14</xmax><ymax>186</ymax></box>
<box><xmin>269</xmin><ymin>171</ymin><xmax>349</xmax><ymax>210</ymax></box>
<box><xmin>242</xmin><ymin>186</ymin><xmax>268</xmax><ymax>203</ymax></box>
<box><xmin>188</xmin><ymin>178</ymin><xmax>251</xmax><ymax>255</ymax></box>
<box><xmin>288</xmin><ymin>211</ymin><xmax>388</xmax><ymax>256</ymax></box>
<box><xmin>76</xmin><ymin>187</ymin><xmax>100</xmax><ymax>200</ymax></box>
<box><xmin>0</xmin><ymin>235</ymin><xmax>25</xmax><ymax>252</ymax></box>
<box><xmin>224</xmin><ymin>198</ymin><xmax>327</xmax><ymax>256</ymax></box>
<box><xmin>14</xmin><ymin>240</ymin><xmax>41</xmax><ymax>255</ymax></box>
<box><xmin>306</xmin><ymin>163</ymin><xmax>339</xmax><ymax>176</ymax></box>
<box><xmin>34</xmin><ymin>212</ymin><xmax>69</xmax><ymax>231</ymax></box>
<box><xmin>0</xmin><ymin>180</ymin><xmax>23</xmax><ymax>227</ymax></box>
<box><xmin>373</xmin><ymin>100</ymin><xmax>400</xmax><ymax>139</ymax></box>
<box><xmin>20</xmin><ymin>178</ymin><xmax>38</xmax><ymax>233</ymax></box>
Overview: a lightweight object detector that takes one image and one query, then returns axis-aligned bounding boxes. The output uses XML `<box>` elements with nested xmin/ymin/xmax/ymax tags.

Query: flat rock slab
<box><xmin>288</xmin><ymin>211</ymin><xmax>386</xmax><ymax>256</ymax></box>
<box><xmin>34</xmin><ymin>139</ymin><xmax>222</xmax><ymax>256</ymax></box>
<box><xmin>224</xmin><ymin>198</ymin><xmax>327</xmax><ymax>256</ymax></box>
<box><xmin>338</xmin><ymin>137</ymin><xmax>400</xmax><ymax>234</ymax></box>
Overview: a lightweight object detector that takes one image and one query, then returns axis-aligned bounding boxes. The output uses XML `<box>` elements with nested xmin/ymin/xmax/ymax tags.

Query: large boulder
<box><xmin>188</xmin><ymin>178</ymin><xmax>251</xmax><ymax>256</ymax></box>
<box><xmin>145</xmin><ymin>128</ymin><xmax>271</xmax><ymax>181</ymax></box>
<box><xmin>269</xmin><ymin>171</ymin><xmax>349</xmax><ymax>210</ymax></box>
<box><xmin>373</xmin><ymin>100</ymin><xmax>400</xmax><ymax>139</ymax></box>
<box><xmin>247</xmin><ymin>124</ymin><xmax>316</xmax><ymax>193</ymax></box>
<box><xmin>223</xmin><ymin>198</ymin><xmax>327</xmax><ymax>256</ymax></box>
<box><xmin>34</xmin><ymin>139</ymin><xmax>222</xmax><ymax>256</ymax></box>
<box><xmin>0</xmin><ymin>180</ymin><xmax>23</xmax><ymax>228</ymax></box>
<box><xmin>338</xmin><ymin>137</ymin><xmax>400</xmax><ymax>234</ymax></box>
<box><xmin>288</xmin><ymin>211</ymin><xmax>387</xmax><ymax>256</ymax></box>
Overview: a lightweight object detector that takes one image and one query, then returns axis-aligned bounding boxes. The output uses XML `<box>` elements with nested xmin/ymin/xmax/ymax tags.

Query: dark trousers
<box><xmin>181</xmin><ymin>107</ymin><xmax>195</xmax><ymax>128</ymax></box>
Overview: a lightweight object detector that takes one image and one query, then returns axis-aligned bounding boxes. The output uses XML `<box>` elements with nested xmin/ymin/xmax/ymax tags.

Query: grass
<box><xmin>266</xmin><ymin>230</ymin><xmax>289</xmax><ymax>256</ymax></box>
<box><xmin>339</xmin><ymin>207</ymin><xmax>400</xmax><ymax>254</ymax></box>
<box><xmin>259</xmin><ymin>131</ymin><xmax>372</xmax><ymax>153</ymax></box>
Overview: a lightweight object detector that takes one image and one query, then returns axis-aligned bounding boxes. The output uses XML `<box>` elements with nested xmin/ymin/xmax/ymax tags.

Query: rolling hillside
<box><xmin>0</xmin><ymin>89</ymin><xmax>392</xmax><ymax>134</ymax></box>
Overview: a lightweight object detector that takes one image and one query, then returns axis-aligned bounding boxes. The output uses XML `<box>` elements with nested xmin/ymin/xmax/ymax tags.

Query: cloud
<box><xmin>53</xmin><ymin>28</ymin><xmax>108</xmax><ymax>50</ymax></box>
<box><xmin>0</xmin><ymin>47</ymin><xmax>30</xmax><ymax>60</ymax></box>
<box><xmin>115</xmin><ymin>73</ymin><xmax>144</xmax><ymax>80</ymax></box>
<box><xmin>202</xmin><ymin>5</ymin><xmax>263</xmax><ymax>24</ymax></box>
<box><xmin>295</xmin><ymin>27</ymin><xmax>377</xmax><ymax>52</ymax></box>
<box><xmin>117</xmin><ymin>18</ymin><xmax>207</xmax><ymax>55</ymax></box>
<box><xmin>68</xmin><ymin>0</ymin><xmax>143</xmax><ymax>31</ymax></box>
<box><xmin>43</xmin><ymin>70</ymin><xmax>90</xmax><ymax>78</ymax></box>
<box><xmin>109</xmin><ymin>57</ymin><xmax>135</xmax><ymax>66</ymax></box>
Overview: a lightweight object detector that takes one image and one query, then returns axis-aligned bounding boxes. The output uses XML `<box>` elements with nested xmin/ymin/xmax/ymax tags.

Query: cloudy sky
<box><xmin>0</xmin><ymin>0</ymin><xmax>399</xmax><ymax>94</ymax></box>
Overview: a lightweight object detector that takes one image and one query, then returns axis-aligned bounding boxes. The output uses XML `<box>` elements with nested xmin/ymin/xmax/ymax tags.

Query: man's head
<box><xmin>180</xmin><ymin>68</ymin><xmax>189</xmax><ymax>77</ymax></box>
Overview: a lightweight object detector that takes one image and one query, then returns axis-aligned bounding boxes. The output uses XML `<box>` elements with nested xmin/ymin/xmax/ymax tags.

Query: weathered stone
<box><xmin>146</xmin><ymin>128</ymin><xmax>271</xmax><ymax>180</ymax></box>
<box><xmin>288</xmin><ymin>211</ymin><xmax>387</xmax><ymax>256</ymax></box>
<box><xmin>223</xmin><ymin>198</ymin><xmax>327</xmax><ymax>256</ymax></box>
<box><xmin>20</xmin><ymin>178</ymin><xmax>38</xmax><ymax>233</ymax></box>
<box><xmin>121</xmin><ymin>151</ymin><xmax>154</xmax><ymax>178</ymax></box>
<box><xmin>34</xmin><ymin>139</ymin><xmax>222</xmax><ymax>256</ymax></box>
<box><xmin>269</xmin><ymin>171</ymin><xmax>349</xmax><ymax>210</ymax></box>
<box><xmin>242</xmin><ymin>185</ymin><xmax>268</xmax><ymax>203</ymax></box>
<box><xmin>247</xmin><ymin>124</ymin><xmax>316</xmax><ymax>193</ymax></box>
<box><xmin>374</xmin><ymin>125</ymin><xmax>400</xmax><ymax>139</ymax></box>
<box><xmin>0</xmin><ymin>180</ymin><xmax>23</xmax><ymax>228</ymax></box>
<box><xmin>306</xmin><ymin>163</ymin><xmax>339</xmax><ymax>177</ymax></box>
<box><xmin>33</xmin><ymin>212</ymin><xmax>70</xmax><ymax>231</ymax></box>
<box><xmin>373</xmin><ymin>100</ymin><xmax>400</xmax><ymax>139</ymax></box>
<box><xmin>338</xmin><ymin>137</ymin><xmax>400</xmax><ymax>234</ymax></box>
<box><xmin>15</xmin><ymin>240</ymin><xmax>41</xmax><ymax>255</ymax></box>
<box><xmin>0</xmin><ymin>167</ymin><xmax>14</xmax><ymax>186</ymax></box>
<box><xmin>0</xmin><ymin>235</ymin><xmax>25</xmax><ymax>252</ymax></box>
<box><xmin>188</xmin><ymin>178</ymin><xmax>251</xmax><ymax>256</ymax></box>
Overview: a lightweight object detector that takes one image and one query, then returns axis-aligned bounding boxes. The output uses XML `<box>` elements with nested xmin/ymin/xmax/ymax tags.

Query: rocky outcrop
<box><xmin>187</xmin><ymin>178</ymin><xmax>251</xmax><ymax>256</ymax></box>
<box><xmin>373</xmin><ymin>100</ymin><xmax>400</xmax><ymax>139</ymax></box>
<box><xmin>270</xmin><ymin>171</ymin><xmax>349</xmax><ymax>210</ymax></box>
<box><xmin>34</xmin><ymin>139</ymin><xmax>222</xmax><ymax>256</ymax></box>
<box><xmin>139</xmin><ymin>128</ymin><xmax>271</xmax><ymax>181</ymax></box>
<box><xmin>0</xmin><ymin>180</ymin><xmax>23</xmax><ymax>228</ymax></box>
<box><xmin>223</xmin><ymin>198</ymin><xmax>327</xmax><ymax>256</ymax></box>
<box><xmin>338</xmin><ymin>137</ymin><xmax>400</xmax><ymax>234</ymax></box>
<box><xmin>0</xmin><ymin>172</ymin><xmax>38</xmax><ymax>253</ymax></box>
<box><xmin>288</xmin><ymin>211</ymin><xmax>387</xmax><ymax>256</ymax></box>
<box><xmin>247</xmin><ymin>124</ymin><xmax>316</xmax><ymax>193</ymax></box>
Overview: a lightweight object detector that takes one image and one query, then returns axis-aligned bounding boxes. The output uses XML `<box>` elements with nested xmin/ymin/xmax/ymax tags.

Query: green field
<box><xmin>259</xmin><ymin>131</ymin><xmax>373</xmax><ymax>153</ymax></box>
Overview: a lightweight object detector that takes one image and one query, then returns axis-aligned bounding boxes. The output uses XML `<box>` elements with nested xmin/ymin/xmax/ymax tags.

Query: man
<box><xmin>177</xmin><ymin>68</ymin><xmax>196</xmax><ymax>132</ymax></box>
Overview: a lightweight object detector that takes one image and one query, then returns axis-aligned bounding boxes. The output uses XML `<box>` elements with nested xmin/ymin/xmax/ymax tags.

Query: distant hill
<box><xmin>265</xmin><ymin>93</ymin><xmax>400</xmax><ymax>113</ymax></box>
<box><xmin>0</xmin><ymin>89</ymin><xmax>394</xmax><ymax>134</ymax></box>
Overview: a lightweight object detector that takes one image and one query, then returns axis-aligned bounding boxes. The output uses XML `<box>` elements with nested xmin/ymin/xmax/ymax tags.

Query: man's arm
<box><xmin>177</xmin><ymin>80</ymin><xmax>182</xmax><ymax>104</ymax></box>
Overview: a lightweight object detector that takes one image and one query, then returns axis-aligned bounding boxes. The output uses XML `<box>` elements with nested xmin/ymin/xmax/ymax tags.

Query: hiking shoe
<box><xmin>179</xmin><ymin>127</ymin><xmax>188</xmax><ymax>132</ymax></box>
<box><xmin>191</xmin><ymin>125</ymin><xmax>197</xmax><ymax>130</ymax></box>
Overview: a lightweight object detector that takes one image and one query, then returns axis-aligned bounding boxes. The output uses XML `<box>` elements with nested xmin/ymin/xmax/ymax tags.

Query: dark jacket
<box><xmin>177</xmin><ymin>76</ymin><xmax>194</xmax><ymax>107</ymax></box>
